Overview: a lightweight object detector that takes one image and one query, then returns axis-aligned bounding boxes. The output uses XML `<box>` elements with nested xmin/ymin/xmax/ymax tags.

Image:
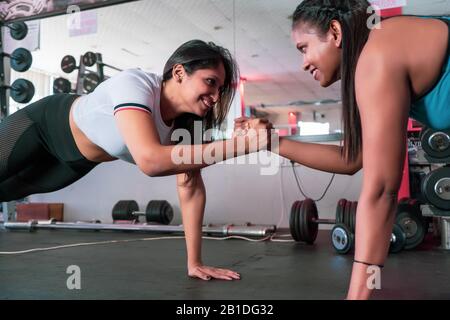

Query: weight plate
<box><xmin>289</xmin><ymin>201</ymin><xmax>300</xmax><ymax>241</ymax></box>
<box><xmin>159</xmin><ymin>200</ymin><xmax>174</xmax><ymax>225</ymax></box>
<box><xmin>395</xmin><ymin>202</ymin><xmax>426</xmax><ymax>250</ymax></box>
<box><xmin>10</xmin><ymin>78</ymin><xmax>34</xmax><ymax>104</ymax></box>
<box><xmin>421</xmin><ymin>128</ymin><xmax>450</xmax><ymax>159</ymax></box>
<box><xmin>10</xmin><ymin>22</ymin><xmax>28</xmax><ymax>40</ymax></box>
<box><xmin>83</xmin><ymin>73</ymin><xmax>100</xmax><ymax>93</ymax></box>
<box><xmin>294</xmin><ymin>200</ymin><xmax>302</xmax><ymax>242</ymax></box>
<box><xmin>145</xmin><ymin>200</ymin><xmax>174</xmax><ymax>225</ymax></box>
<box><xmin>343</xmin><ymin>200</ymin><xmax>351</xmax><ymax>229</ymax></box>
<box><xmin>83</xmin><ymin>51</ymin><xmax>97</xmax><ymax>67</ymax></box>
<box><xmin>389</xmin><ymin>223</ymin><xmax>406</xmax><ymax>253</ymax></box>
<box><xmin>10</xmin><ymin>48</ymin><xmax>32</xmax><ymax>72</ymax></box>
<box><xmin>112</xmin><ymin>200</ymin><xmax>138</xmax><ymax>221</ymax></box>
<box><xmin>61</xmin><ymin>55</ymin><xmax>77</xmax><ymax>73</ymax></box>
<box><xmin>298</xmin><ymin>200</ymin><xmax>306</xmax><ymax>242</ymax></box>
<box><xmin>421</xmin><ymin>167</ymin><xmax>450</xmax><ymax>210</ymax></box>
<box><xmin>335</xmin><ymin>199</ymin><xmax>346</xmax><ymax>224</ymax></box>
<box><xmin>300</xmin><ymin>198</ymin><xmax>318</xmax><ymax>244</ymax></box>
<box><xmin>331</xmin><ymin>223</ymin><xmax>353</xmax><ymax>254</ymax></box>
<box><xmin>350</xmin><ymin>201</ymin><xmax>357</xmax><ymax>233</ymax></box>
<box><xmin>53</xmin><ymin>77</ymin><xmax>71</xmax><ymax>94</ymax></box>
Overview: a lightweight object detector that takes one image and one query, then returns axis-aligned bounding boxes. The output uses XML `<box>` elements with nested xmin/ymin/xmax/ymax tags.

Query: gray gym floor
<box><xmin>0</xmin><ymin>228</ymin><xmax>449</xmax><ymax>300</ymax></box>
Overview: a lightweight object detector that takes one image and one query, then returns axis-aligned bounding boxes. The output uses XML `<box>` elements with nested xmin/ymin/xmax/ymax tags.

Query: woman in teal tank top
<box><xmin>410</xmin><ymin>17</ymin><xmax>450</xmax><ymax>130</ymax></box>
<box><xmin>237</xmin><ymin>1</ymin><xmax>449</xmax><ymax>299</ymax></box>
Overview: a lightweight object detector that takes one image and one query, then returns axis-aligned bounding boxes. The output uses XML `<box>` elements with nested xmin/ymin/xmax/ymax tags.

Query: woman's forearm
<box><xmin>177</xmin><ymin>173</ymin><xmax>206</xmax><ymax>268</ymax></box>
<box><xmin>278</xmin><ymin>137</ymin><xmax>362</xmax><ymax>175</ymax></box>
<box><xmin>347</xmin><ymin>193</ymin><xmax>397</xmax><ymax>300</ymax></box>
<box><xmin>143</xmin><ymin>137</ymin><xmax>249</xmax><ymax>176</ymax></box>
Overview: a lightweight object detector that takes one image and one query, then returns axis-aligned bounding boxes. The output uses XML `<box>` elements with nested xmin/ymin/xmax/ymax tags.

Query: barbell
<box><xmin>3</xmin><ymin>219</ymin><xmax>276</xmax><ymax>238</ymax></box>
<box><xmin>82</xmin><ymin>51</ymin><xmax>123</xmax><ymax>72</ymax></box>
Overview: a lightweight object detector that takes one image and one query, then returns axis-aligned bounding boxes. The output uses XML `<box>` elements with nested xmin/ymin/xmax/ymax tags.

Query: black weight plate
<box><xmin>159</xmin><ymin>200</ymin><xmax>174</xmax><ymax>225</ymax></box>
<box><xmin>350</xmin><ymin>201</ymin><xmax>358</xmax><ymax>233</ymax></box>
<box><xmin>112</xmin><ymin>200</ymin><xmax>138</xmax><ymax>221</ymax></box>
<box><xmin>10</xmin><ymin>48</ymin><xmax>32</xmax><ymax>72</ymax></box>
<box><xmin>10</xmin><ymin>22</ymin><xmax>28</xmax><ymax>40</ymax></box>
<box><xmin>307</xmin><ymin>199</ymin><xmax>319</xmax><ymax>244</ymax></box>
<box><xmin>389</xmin><ymin>223</ymin><xmax>406</xmax><ymax>253</ymax></box>
<box><xmin>83</xmin><ymin>73</ymin><xmax>100</xmax><ymax>93</ymax></box>
<box><xmin>343</xmin><ymin>200</ymin><xmax>351</xmax><ymax>229</ymax></box>
<box><xmin>297</xmin><ymin>200</ymin><xmax>305</xmax><ymax>242</ymax></box>
<box><xmin>293</xmin><ymin>200</ymin><xmax>301</xmax><ymax>242</ymax></box>
<box><xmin>61</xmin><ymin>55</ymin><xmax>77</xmax><ymax>73</ymax></box>
<box><xmin>289</xmin><ymin>201</ymin><xmax>299</xmax><ymax>241</ymax></box>
<box><xmin>421</xmin><ymin>128</ymin><xmax>450</xmax><ymax>159</ymax></box>
<box><xmin>335</xmin><ymin>199</ymin><xmax>346</xmax><ymax>224</ymax></box>
<box><xmin>422</xmin><ymin>167</ymin><xmax>450</xmax><ymax>210</ymax></box>
<box><xmin>83</xmin><ymin>51</ymin><xmax>97</xmax><ymax>67</ymax></box>
<box><xmin>395</xmin><ymin>203</ymin><xmax>426</xmax><ymax>250</ymax></box>
<box><xmin>299</xmin><ymin>198</ymin><xmax>318</xmax><ymax>244</ymax></box>
<box><xmin>145</xmin><ymin>200</ymin><xmax>173</xmax><ymax>225</ymax></box>
<box><xmin>53</xmin><ymin>77</ymin><xmax>71</xmax><ymax>94</ymax></box>
<box><xmin>10</xmin><ymin>78</ymin><xmax>34</xmax><ymax>103</ymax></box>
<box><xmin>331</xmin><ymin>223</ymin><xmax>353</xmax><ymax>254</ymax></box>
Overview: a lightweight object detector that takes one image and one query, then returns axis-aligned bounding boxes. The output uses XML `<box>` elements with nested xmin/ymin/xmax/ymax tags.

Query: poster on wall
<box><xmin>0</xmin><ymin>0</ymin><xmax>137</xmax><ymax>24</ymax></box>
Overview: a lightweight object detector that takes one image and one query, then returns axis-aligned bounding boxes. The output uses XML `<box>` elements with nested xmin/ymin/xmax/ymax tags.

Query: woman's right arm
<box><xmin>278</xmin><ymin>138</ymin><xmax>362</xmax><ymax>175</ymax></box>
<box><xmin>115</xmin><ymin>110</ymin><xmax>268</xmax><ymax>177</ymax></box>
<box><xmin>235</xmin><ymin>117</ymin><xmax>362</xmax><ymax>175</ymax></box>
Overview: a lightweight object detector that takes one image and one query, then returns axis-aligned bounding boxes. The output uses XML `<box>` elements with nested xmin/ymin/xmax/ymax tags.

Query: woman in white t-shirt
<box><xmin>0</xmin><ymin>40</ymin><xmax>271</xmax><ymax>281</ymax></box>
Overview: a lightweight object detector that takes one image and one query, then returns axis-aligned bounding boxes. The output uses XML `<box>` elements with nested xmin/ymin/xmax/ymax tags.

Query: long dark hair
<box><xmin>163</xmin><ymin>40</ymin><xmax>239</xmax><ymax>181</ymax></box>
<box><xmin>292</xmin><ymin>0</ymin><xmax>375</xmax><ymax>162</ymax></box>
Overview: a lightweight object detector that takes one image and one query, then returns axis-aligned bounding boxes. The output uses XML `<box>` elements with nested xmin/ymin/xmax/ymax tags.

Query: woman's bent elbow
<box><xmin>137</xmin><ymin>155</ymin><xmax>164</xmax><ymax>177</ymax></box>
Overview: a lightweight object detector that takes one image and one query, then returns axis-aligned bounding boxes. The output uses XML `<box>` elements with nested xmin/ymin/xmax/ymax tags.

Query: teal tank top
<box><xmin>409</xmin><ymin>16</ymin><xmax>450</xmax><ymax>130</ymax></box>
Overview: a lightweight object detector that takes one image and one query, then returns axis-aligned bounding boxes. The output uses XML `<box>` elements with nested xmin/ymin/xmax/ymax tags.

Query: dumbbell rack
<box><xmin>402</xmin><ymin>120</ymin><xmax>450</xmax><ymax>250</ymax></box>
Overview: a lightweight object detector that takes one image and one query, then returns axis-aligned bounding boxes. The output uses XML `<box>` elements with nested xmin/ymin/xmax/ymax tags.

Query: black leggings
<box><xmin>0</xmin><ymin>94</ymin><xmax>99</xmax><ymax>202</ymax></box>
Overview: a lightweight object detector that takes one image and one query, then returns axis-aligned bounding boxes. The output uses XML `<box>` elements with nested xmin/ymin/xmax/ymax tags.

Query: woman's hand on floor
<box><xmin>188</xmin><ymin>264</ymin><xmax>241</xmax><ymax>281</ymax></box>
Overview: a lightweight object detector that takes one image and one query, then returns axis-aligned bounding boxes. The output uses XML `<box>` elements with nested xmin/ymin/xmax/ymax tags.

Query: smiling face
<box><xmin>292</xmin><ymin>21</ymin><xmax>343</xmax><ymax>87</ymax></box>
<box><xmin>174</xmin><ymin>63</ymin><xmax>226</xmax><ymax>118</ymax></box>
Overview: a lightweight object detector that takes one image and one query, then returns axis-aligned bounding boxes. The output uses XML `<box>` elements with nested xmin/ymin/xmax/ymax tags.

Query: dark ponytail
<box><xmin>292</xmin><ymin>0</ymin><xmax>375</xmax><ymax>162</ymax></box>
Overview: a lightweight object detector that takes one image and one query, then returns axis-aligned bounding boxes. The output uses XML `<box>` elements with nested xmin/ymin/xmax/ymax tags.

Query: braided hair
<box><xmin>292</xmin><ymin>0</ymin><xmax>376</xmax><ymax>163</ymax></box>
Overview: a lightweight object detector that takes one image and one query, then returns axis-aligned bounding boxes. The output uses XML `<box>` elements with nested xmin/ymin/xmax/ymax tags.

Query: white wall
<box><xmin>30</xmin><ymin>152</ymin><xmax>363</xmax><ymax>229</ymax></box>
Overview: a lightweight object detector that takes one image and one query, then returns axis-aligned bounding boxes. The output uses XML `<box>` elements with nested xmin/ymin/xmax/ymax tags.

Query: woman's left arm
<box><xmin>346</xmin><ymin>50</ymin><xmax>411</xmax><ymax>299</ymax></box>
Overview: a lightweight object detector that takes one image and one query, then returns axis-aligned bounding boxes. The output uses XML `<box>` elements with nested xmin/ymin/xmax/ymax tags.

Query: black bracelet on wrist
<box><xmin>353</xmin><ymin>259</ymin><xmax>384</xmax><ymax>268</ymax></box>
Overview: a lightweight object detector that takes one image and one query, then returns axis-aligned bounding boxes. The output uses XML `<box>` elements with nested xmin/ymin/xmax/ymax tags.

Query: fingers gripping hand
<box><xmin>188</xmin><ymin>265</ymin><xmax>241</xmax><ymax>281</ymax></box>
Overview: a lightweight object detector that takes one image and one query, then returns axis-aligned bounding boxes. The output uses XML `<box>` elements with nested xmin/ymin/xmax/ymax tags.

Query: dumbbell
<box><xmin>1</xmin><ymin>79</ymin><xmax>35</xmax><ymax>103</ymax></box>
<box><xmin>331</xmin><ymin>223</ymin><xmax>406</xmax><ymax>254</ymax></box>
<box><xmin>289</xmin><ymin>198</ymin><xmax>358</xmax><ymax>244</ymax></box>
<box><xmin>112</xmin><ymin>200</ymin><xmax>173</xmax><ymax>225</ymax></box>
<box><xmin>82</xmin><ymin>51</ymin><xmax>123</xmax><ymax>72</ymax></box>
<box><xmin>1</xmin><ymin>48</ymin><xmax>33</xmax><ymax>72</ymax></box>
<box><xmin>5</xmin><ymin>22</ymin><xmax>28</xmax><ymax>40</ymax></box>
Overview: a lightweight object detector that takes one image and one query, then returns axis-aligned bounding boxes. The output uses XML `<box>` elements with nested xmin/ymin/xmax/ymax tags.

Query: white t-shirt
<box><xmin>72</xmin><ymin>68</ymin><xmax>174</xmax><ymax>164</ymax></box>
